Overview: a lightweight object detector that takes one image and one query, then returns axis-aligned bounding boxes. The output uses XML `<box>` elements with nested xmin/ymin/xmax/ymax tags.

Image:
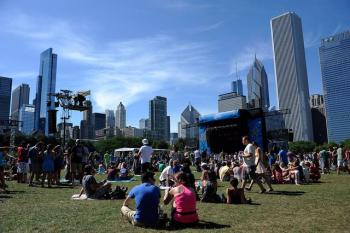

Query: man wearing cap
<box><xmin>137</xmin><ymin>139</ymin><xmax>153</xmax><ymax>174</ymax></box>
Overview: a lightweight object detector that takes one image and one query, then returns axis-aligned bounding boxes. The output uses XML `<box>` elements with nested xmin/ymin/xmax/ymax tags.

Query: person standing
<box><xmin>28</xmin><ymin>142</ymin><xmax>44</xmax><ymax>186</ymax></box>
<box><xmin>246</xmin><ymin>144</ymin><xmax>273</xmax><ymax>192</ymax></box>
<box><xmin>337</xmin><ymin>145</ymin><xmax>348</xmax><ymax>175</ymax></box>
<box><xmin>42</xmin><ymin>144</ymin><xmax>55</xmax><ymax>188</ymax></box>
<box><xmin>0</xmin><ymin>147</ymin><xmax>9</xmax><ymax>191</ymax></box>
<box><xmin>241</xmin><ymin>136</ymin><xmax>266</xmax><ymax>193</ymax></box>
<box><xmin>17</xmin><ymin>143</ymin><xmax>29</xmax><ymax>183</ymax></box>
<box><xmin>137</xmin><ymin>139</ymin><xmax>153</xmax><ymax>174</ymax></box>
<box><xmin>71</xmin><ymin>140</ymin><xmax>84</xmax><ymax>185</ymax></box>
<box><xmin>194</xmin><ymin>149</ymin><xmax>201</xmax><ymax>172</ymax></box>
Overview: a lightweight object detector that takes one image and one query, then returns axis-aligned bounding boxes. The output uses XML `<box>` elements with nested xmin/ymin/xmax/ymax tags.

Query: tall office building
<box><xmin>18</xmin><ymin>104</ymin><xmax>35</xmax><ymax>135</ymax></box>
<box><xmin>93</xmin><ymin>113</ymin><xmax>106</xmax><ymax>130</ymax></box>
<box><xmin>149</xmin><ymin>96</ymin><xmax>168</xmax><ymax>141</ymax></box>
<box><xmin>139</xmin><ymin>118</ymin><xmax>147</xmax><ymax>129</ymax></box>
<box><xmin>271</xmin><ymin>12</ymin><xmax>313</xmax><ymax>141</ymax></box>
<box><xmin>11</xmin><ymin>84</ymin><xmax>30</xmax><ymax>121</ymax></box>
<box><xmin>0</xmin><ymin>76</ymin><xmax>12</xmax><ymax>121</ymax></box>
<box><xmin>247</xmin><ymin>57</ymin><xmax>270</xmax><ymax>110</ymax></box>
<box><xmin>231</xmin><ymin>79</ymin><xmax>243</xmax><ymax>95</ymax></box>
<box><xmin>34</xmin><ymin>48</ymin><xmax>57</xmax><ymax>135</ymax></box>
<box><xmin>310</xmin><ymin>94</ymin><xmax>327</xmax><ymax>144</ymax></box>
<box><xmin>115</xmin><ymin>102</ymin><xmax>126</xmax><ymax>129</ymax></box>
<box><xmin>167</xmin><ymin>116</ymin><xmax>171</xmax><ymax>142</ymax></box>
<box><xmin>105</xmin><ymin>109</ymin><xmax>115</xmax><ymax>128</ymax></box>
<box><xmin>178</xmin><ymin>104</ymin><xmax>200</xmax><ymax>140</ymax></box>
<box><xmin>319</xmin><ymin>31</ymin><xmax>350</xmax><ymax>142</ymax></box>
<box><xmin>80</xmin><ymin>100</ymin><xmax>94</xmax><ymax>139</ymax></box>
<box><xmin>218</xmin><ymin>92</ymin><xmax>247</xmax><ymax>112</ymax></box>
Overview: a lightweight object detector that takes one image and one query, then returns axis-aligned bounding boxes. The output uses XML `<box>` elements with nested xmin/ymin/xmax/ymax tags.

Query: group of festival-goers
<box><xmin>1</xmin><ymin>136</ymin><xmax>350</xmax><ymax>228</ymax></box>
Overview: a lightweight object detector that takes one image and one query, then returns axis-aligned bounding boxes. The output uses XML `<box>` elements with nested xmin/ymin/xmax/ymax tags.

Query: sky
<box><xmin>1</xmin><ymin>0</ymin><xmax>349</xmax><ymax>132</ymax></box>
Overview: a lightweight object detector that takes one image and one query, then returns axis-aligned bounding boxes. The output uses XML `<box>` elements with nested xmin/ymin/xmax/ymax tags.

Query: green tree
<box><xmin>289</xmin><ymin>141</ymin><xmax>316</xmax><ymax>154</ymax></box>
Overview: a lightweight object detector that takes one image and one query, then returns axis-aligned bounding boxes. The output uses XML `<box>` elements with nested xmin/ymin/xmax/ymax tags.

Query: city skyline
<box><xmin>0</xmin><ymin>1</ymin><xmax>349</xmax><ymax>132</ymax></box>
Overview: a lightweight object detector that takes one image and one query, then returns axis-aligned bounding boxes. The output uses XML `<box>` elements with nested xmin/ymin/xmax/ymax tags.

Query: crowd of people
<box><xmin>1</xmin><ymin>135</ymin><xmax>350</xmax><ymax>228</ymax></box>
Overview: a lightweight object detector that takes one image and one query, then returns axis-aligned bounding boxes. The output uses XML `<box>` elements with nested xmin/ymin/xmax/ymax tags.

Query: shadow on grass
<box><xmin>0</xmin><ymin>195</ymin><xmax>13</xmax><ymax>199</ymax></box>
<box><xmin>7</xmin><ymin>190</ymin><xmax>25</xmax><ymax>194</ymax></box>
<box><xmin>164</xmin><ymin>220</ymin><xmax>231</xmax><ymax>231</ymax></box>
<box><xmin>265</xmin><ymin>191</ymin><xmax>305</xmax><ymax>196</ymax></box>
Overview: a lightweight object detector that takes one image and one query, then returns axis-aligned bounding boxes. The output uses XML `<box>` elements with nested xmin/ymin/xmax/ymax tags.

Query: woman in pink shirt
<box><xmin>163</xmin><ymin>172</ymin><xmax>199</xmax><ymax>226</ymax></box>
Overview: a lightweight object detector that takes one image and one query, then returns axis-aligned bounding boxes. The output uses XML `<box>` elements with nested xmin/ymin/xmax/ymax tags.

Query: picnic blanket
<box><xmin>71</xmin><ymin>194</ymin><xmax>96</xmax><ymax>201</ymax></box>
<box><xmin>107</xmin><ymin>177</ymin><xmax>137</xmax><ymax>183</ymax></box>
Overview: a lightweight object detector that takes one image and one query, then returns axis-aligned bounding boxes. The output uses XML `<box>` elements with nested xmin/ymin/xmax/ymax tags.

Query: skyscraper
<box><xmin>179</xmin><ymin>104</ymin><xmax>200</xmax><ymax>140</ymax></box>
<box><xmin>319</xmin><ymin>30</ymin><xmax>350</xmax><ymax>142</ymax></box>
<box><xmin>0</xmin><ymin>76</ymin><xmax>12</xmax><ymax>121</ymax></box>
<box><xmin>93</xmin><ymin>113</ymin><xmax>106</xmax><ymax>130</ymax></box>
<box><xmin>149</xmin><ymin>96</ymin><xmax>168</xmax><ymax>141</ymax></box>
<box><xmin>115</xmin><ymin>102</ymin><xmax>126</xmax><ymax>129</ymax></box>
<box><xmin>11</xmin><ymin>84</ymin><xmax>30</xmax><ymax>121</ymax></box>
<box><xmin>247</xmin><ymin>57</ymin><xmax>270</xmax><ymax>110</ymax></box>
<box><xmin>34</xmin><ymin>48</ymin><xmax>57</xmax><ymax>135</ymax></box>
<box><xmin>309</xmin><ymin>94</ymin><xmax>327</xmax><ymax>144</ymax></box>
<box><xmin>271</xmin><ymin>12</ymin><xmax>313</xmax><ymax>141</ymax></box>
<box><xmin>18</xmin><ymin>104</ymin><xmax>35</xmax><ymax>135</ymax></box>
<box><xmin>231</xmin><ymin>79</ymin><xmax>243</xmax><ymax>95</ymax></box>
<box><xmin>218</xmin><ymin>92</ymin><xmax>247</xmax><ymax>112</ymax></box>
<box><xmin>80</xmin><ymin>100</ymin><xmax>94</xmax><ymax>139</ymax></box>
<box><xmin>105</xmin><ymin>109</ymin><xmax>115</xmax><ymax>128</ymax></box>
<box><xmin>139</xmin><ymin>118</ymin><xmax>151</xmax><ymax>130</ymax></box>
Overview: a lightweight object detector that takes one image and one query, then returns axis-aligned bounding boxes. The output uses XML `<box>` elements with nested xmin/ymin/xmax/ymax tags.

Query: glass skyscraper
<box><xmin>11</xmin><ymin>83</ymin><xmax>30</xmax><ymax>121</ymax></box>
<box><xmin>0</xmin><ymin>76</ymin><xmax>12</xmax><ymax>121</ymax></box>
<box><xmin>18</xmin><ymin>104</ymin><xmax>35</xmax><ymax>135</ymax></box>
<box><xmin>105</xmin><ymin>109</ymin><xmax>115</xmax><ymax>128</ymax></box>
<box><xmin>271</xmin><ymin>12</ymin><xmax>314</xmax><ymax>141</ymax></box>
<box><xmin>319</xmin><ymin>30</ymin><xmax>350</xmax><ymax>142</ymax></box>
<box><xmin>247</xmin><ymin>57</ymin><xmax>270</xmax><ymax>110</ymax></box>
<box><xmin>34</xmin><ymin>48</ymin><xmax>57</xmax><ymax>135</ymax></box>
<box><xmin>149</xmin><ymin>96</ymin><xmax>168</xmax><ymax>141</ymax></box>
<box><xmin>231</xmin><ymin>79</ymin><xmax>243</xmax><ymax>95</ymax></box>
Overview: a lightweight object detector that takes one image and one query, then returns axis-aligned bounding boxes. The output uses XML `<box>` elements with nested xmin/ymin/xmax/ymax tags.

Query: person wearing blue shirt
<box><xmin>278</xmin><ymin>149</ymin><xmax>288</xmax><ymax>165</ymax></box>
<box><xmin>121</xmin><ymin>172</ymin><xmax>160</xmax><ymax>227</ymax></box>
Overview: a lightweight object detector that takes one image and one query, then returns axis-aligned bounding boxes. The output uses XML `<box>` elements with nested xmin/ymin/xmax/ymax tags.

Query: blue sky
<box><xmin>1</xmin><ymin>0</ymin><xmax>349</xmax><ymax>132</ymax></box>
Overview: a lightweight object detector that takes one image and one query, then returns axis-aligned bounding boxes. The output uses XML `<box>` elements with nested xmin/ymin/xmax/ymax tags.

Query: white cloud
<box><xmin>2</xmin><ymin>13</ymin><xmax>217</xmax><ymax>111</ymax></box>
<box><xmin>189</xmin><ymin>21</ymin><xmax>224</xmax><ymax>33</ymax></box>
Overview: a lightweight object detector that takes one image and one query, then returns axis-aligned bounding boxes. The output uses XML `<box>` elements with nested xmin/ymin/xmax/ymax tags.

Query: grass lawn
<box><xmin>1</xmin><ymin>171</ymin><xmax>350</xmax><ymax>233</ymax></box>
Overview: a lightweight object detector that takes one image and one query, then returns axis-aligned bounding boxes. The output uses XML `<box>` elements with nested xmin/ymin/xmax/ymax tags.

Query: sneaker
<box><xmin>245</xmin><ymin>187</ymin><xmax>251</xmax><ymax>191</ymax></box>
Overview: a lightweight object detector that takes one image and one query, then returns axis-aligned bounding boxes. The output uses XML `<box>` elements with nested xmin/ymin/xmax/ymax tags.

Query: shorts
<box><xmin>17</xmin><ymin>162</ymin><xmax>29</xmax><ymax>173</ymax></box>
<box><xmin>337</xmin><ymin>160</ymin><xmax>344</xmax><ymax>167</ymax></box>
<box><xmin>71</xmin><ymin>163</ymin><xmax>82</xmax><ymax>173</ymax></box>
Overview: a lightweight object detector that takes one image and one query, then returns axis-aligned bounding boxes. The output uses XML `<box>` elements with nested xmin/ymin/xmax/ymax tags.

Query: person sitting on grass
<box><xmin>201</xmin><ymin>170</ymin><xmax>222</xmax><ymax>203</ymax></box>
<box><xmin>121</xmin><ymin>172</ymin><xmax>160</xmax><ymax>227</ymax></box>
<box><xmin>107</xmin><ymin>163</ymin><xmax>118</xmax><ymax>181</ymax></box>
<box><xmin>219</xmin><ymin>161</ymin><xmax>232</xmax><ymax>181</ymax></box>
<box><xmin>159</xmin><ymin>160</ymin><xmax>175</xmax><ymax>187</ymax></box>
<box><xmin>163</xmin><ymin>172</ymin><xmax>199</xmax><ymax>227</ymax></box>
<box><xmin>119</xmin><ymin>162</ymin><xmax>130</xmax><ymax>180</ymax></box>
<box><xmin>79</xmin><ymin>165</ymin><xmax>112</xmax><ymax>199</ymax></box>
<box><xmin>225</xmin><ymin>178</ymin><xmax>251</xmax><ymax>204</ymax></box>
